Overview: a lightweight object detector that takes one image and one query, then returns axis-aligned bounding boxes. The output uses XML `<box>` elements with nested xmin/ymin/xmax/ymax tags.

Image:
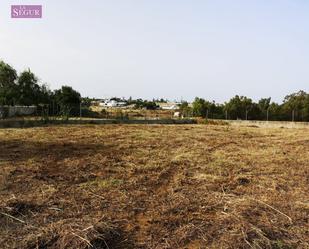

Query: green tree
<box><xmin>192</xmin><ymin>97</ymin><xmax>207</xmax><ymax>117</ymax></box>
<box><xmin>134</xmin><ymin>99</ymin><xmax>158</xmax><ymax>110</ymax></box>
<box><xmin>0</xmin><ymin>61</ymin><xmax>18</xmax><ymax>105</ymax></box>
<box><xmin>268</xmin><ymin>102</ymin><xmax>283</xmax><ymax>121</ymax></box>
<box><xmin>179</xmin><ymin>101</ymin><xmax>192</xmax><ymax>117</ymax></box>
<box><xmin>192</xmin><ymin>98</ymin><xmax>224</xmax><ymax>119</ymax></box>
<box><xmin>282</xmin><ymin>90</ymin><xmax>309</xmax><ymax>121</ymax></box>
<box><xmin>39</xmin><ymin>84</ymin><xmax>53</xmax><ymax>105</ymax></box>
<box><xmin>224</xmin><ymin>95</ymin><xmax>253</xmax><ymax>120</ymax></box>
<box><xmin>258</xmin><ymin>97</ymin><xmax>271</xmax><ymax>120</ymax></box>
<box><xmin>16</xmin><ymin>69</ymin><xmax>42</xmax><ymax>105</ymax></box>
<box><xmin>54</xmin><ymin>86</ymin><xmax>81</xmax><ymax>117</ymax></box>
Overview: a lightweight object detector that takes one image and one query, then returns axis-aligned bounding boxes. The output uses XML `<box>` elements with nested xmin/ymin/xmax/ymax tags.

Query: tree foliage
<box><xmin>133</xmin><ymin>99</ymin><xmax>159</xmax><ymax>110</ymax></box>
<box><xmin>0</xmin><ymin>61</ymin><xmax>18</xmax><ymax>105</ymax></box>
<box><xmin>54</xmin><ymin>86</ymin><xmax>81</xmax><ymax>116</ymax></box>
<box><xmin>16</xmin><ymin>70</ymin><xmax>42</xmax><ymax>105</ymax></box>
<box><xmin>0</xmin><ymin>60</ymin><xmax>81</xmax><ymax>117</ymax></box>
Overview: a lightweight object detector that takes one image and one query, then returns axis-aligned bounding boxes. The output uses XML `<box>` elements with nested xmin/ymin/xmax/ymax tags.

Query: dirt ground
<box><xmin>0</xmin><ymin>124</ymin><xmax>308</xmax><ymax>249</ymax></box>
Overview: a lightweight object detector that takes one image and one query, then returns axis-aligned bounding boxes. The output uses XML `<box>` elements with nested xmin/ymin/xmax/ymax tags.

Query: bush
<box><xmin>81</xmin><ymin>108</ymin><xmax>101</xmax><ymax>118</ymax></box>
<box><xmin>100</xmin><ymin>109</ymin><xmax>109</xmax><ymax>118</ymax></box>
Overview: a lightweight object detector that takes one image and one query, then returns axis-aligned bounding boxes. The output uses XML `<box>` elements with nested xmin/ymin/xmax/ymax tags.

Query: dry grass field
<box><xmin>0</xmin><ymin>124</ymin><xmax>308</xmax><ymax>249</ymax></box>
<box><xmin>90</xmin><ymin>106</ymin><xmax>176</xmax><ymax>119</ymax></box>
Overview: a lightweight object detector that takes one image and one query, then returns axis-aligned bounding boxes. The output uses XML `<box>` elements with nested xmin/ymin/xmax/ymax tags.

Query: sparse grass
<box><xmin>0</xmin><ymin>124</ymin><xmax>308</xmax><ymax>249</ymax></box>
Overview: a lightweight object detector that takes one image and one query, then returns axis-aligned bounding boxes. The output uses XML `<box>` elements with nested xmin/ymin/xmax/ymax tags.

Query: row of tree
<box><xmin>1</xmin><ymin>60</ymin><xmax>309</xmax><ymax>121</ymax></box>
<box><xmin>180</xmin><ymin>91</ymin><xmax>309</xmax><ymax>121</ymax></box>
<box><xmin>0</xmin><ymin>60</ymin><xmax>81</xmax><ymax>117</ymax></box>
<box><xmin>129</xmin><ymin>99</ymin><xmax>159</xmax><ymax>110</ymax></box>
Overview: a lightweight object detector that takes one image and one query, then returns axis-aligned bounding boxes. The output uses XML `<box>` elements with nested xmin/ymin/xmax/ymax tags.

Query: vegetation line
<box><xmin>1</xmin><ymin>60</ymin><xmax>309</xmax><ymax>122</ymax></box>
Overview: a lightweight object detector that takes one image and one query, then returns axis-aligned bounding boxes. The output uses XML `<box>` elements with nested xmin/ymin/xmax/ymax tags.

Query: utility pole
<box><xmin>302</xmin><ymin>110</ymin><xmax>304</xmax><ymax>122</ymax></box>
<box><xmin>225</xmin><ymin>110</ymin><xmax>228</xmax><ymax>120</ymax></box>
<box><xmin>266</xmin><ymin>108</ymin><xmax>269</xmax><ymax>121</ymax></box>
<box><xmin>80</xmin><ymin>101</ymin><xmax>82</xmax><ymax>119</ymax></box>
<box><xmin>245</xmin><ymin>109</ymin><xmax>248</xmax><ymax>120</ymax></box>
<box><xmin>292</xmin><ymin>109</ymin><xmax>295</xmax><ymax>122</ymax></box>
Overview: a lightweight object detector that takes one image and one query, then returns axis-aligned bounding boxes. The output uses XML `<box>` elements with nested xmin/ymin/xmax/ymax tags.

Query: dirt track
<box><xmin>0</xmin><ymin>125</ymin><xmax>308</xmax><ymax>248</ymax></box>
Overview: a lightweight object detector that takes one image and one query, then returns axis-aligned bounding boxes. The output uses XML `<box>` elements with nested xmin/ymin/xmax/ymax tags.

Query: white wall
<box><xmin>0</xmin><ymin>106</ymin><xmax>37</xmax><ymax>118</ymax></box>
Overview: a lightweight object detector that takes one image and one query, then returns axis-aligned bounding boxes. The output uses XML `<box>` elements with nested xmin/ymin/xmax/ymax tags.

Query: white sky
<box><xmin>1</xmin><ymin>0</ymin><xmax>309</xmax><ymax>103</ymax></box>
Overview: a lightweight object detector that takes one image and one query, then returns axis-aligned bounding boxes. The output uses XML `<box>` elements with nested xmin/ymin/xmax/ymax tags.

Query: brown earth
<box><xmin>0</xmin><ymin>124</ymin><xmax>308</xmax><ymax>249</ymax></box>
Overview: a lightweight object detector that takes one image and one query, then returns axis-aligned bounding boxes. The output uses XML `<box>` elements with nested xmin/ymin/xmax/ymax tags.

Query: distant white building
<box><xmin>158</xmin><ymin>102</ymin><xmax>179</xmax><ymax>110</ymax></box>
<box><xmin>99</xmin><ymin>99</ymin><xmax>126</xmax><ymax>108</ymax></box>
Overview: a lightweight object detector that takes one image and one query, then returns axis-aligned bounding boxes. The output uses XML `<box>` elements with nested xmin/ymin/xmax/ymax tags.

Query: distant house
<box><xmin>99</xmin><ymin>99</ymin><xmax>126</xmax><ymax>108</ymax></box>
<box><xmin>157</xmin><ymin>102</ymin><xmax>179</xmax><ymax>110</ymax></box>
<box><xmin>91</xmin><ymin>100</ymin><xmax>102</xmax><ymax>106</ymax></box>
<box><xmin>98</xmin><ymin>101</ymin><xmax>107</xmax><ymax>107</ymax></box>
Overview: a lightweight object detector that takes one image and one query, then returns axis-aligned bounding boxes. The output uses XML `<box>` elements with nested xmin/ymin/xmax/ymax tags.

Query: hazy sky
<box><xmin>0</xmin><ymin>0</ymin><xmax>308</xmax><ymax>102</ymax></box>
